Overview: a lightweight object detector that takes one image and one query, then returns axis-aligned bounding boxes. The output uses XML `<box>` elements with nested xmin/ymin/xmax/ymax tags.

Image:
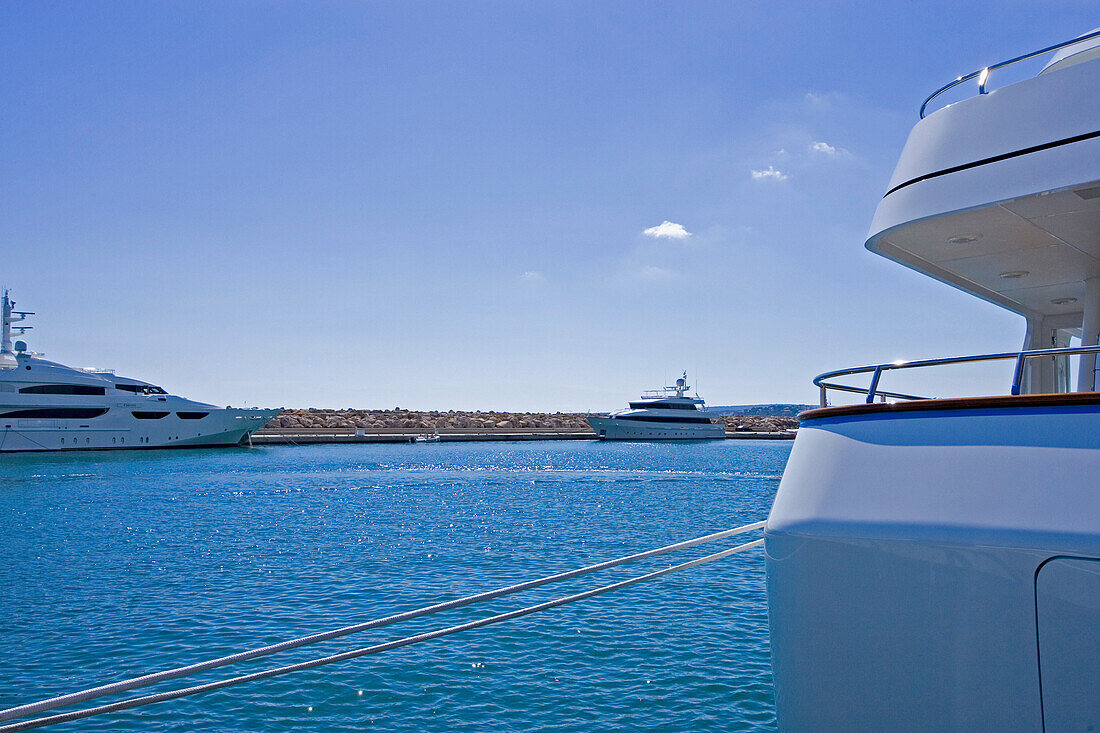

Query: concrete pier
<box><xmin>250</xmin><ymin>427</ymin><xmax>794</xmax><ymax>445</ymax></box>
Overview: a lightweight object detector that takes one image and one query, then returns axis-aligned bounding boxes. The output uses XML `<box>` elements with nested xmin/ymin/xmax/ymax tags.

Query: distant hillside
<box><xmin>707</xmin><ymin>403</ymin><xmax>815</xmax><ymax>417</ymax></box>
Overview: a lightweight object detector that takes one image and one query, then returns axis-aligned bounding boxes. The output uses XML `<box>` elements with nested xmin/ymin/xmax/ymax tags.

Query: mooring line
<box><xmin>0</xmin><ymin>521</ymin><xmax>765</xmax><ymax>724</ymax></box>
<box><xmin>0</xmin><ymin>538</ymin><xmax>764</xmax><ymax>732</ymax></box>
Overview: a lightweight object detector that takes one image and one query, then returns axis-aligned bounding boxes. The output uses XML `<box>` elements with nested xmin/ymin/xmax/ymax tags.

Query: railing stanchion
<box><xmin>866</xmin><ymin>366</ymin><xmax>884</xmax><ymax>404</ymax></box>
<box><xmin>1011</xmin><ymin>352</ymin><xmax>1027</xmax><ymax>395</ymax></box>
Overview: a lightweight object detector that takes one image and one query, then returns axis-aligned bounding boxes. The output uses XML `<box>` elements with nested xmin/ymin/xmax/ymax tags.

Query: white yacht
<box><xmin>0</xmin><ymin>291</ymin><xmax>280</xmax><ymax>452</ymax></box>
<box><xmin>766</xmin><ymin>31</ymin><xmax>1100</xmax><ymax>730</ymax></box>
<box><xmin>587</xmin><ymin>372</ymin><xmax>724</xmax><ymax>440</ymax></box>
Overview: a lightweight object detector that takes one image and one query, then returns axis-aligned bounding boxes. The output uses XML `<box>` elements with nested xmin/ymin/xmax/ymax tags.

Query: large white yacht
<box><xmin>0</xmin><ymin>291</ymin><xmax>280</xmax><ymax>452</ymax></box>
<box><xmin>587</xmin><ymin>372</ymin><xmax>724</xmax><ymax>440</ymax></box>
<box><xmin>766</xmin><ymin>31</ymin><xmax>1100</xmax><ymax>730</ymax></box>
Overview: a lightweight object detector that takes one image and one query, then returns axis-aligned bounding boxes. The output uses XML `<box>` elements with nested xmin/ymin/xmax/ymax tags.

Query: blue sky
<box><xmin>2</xmin><ymin>1</ymin><xmax>1096</xmax><ymax>410</ymax></box>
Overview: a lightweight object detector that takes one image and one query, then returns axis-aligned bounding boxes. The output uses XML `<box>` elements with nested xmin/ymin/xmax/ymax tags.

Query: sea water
<box><xmin>0</xmin><ymin>440</ymin><xmax>788</xmax><ymax>731</ymax></box>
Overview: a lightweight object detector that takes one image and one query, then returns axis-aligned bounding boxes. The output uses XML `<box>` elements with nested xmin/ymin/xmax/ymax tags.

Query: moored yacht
<box><xmin>766</xmin><ymin>30</ymin><xmax>1100</xmax><ymax>730</ymax></box>
<box><xmin>0</xmin><ymin>291</ymin><xmax>280</xmax><ymax>452</ymax></box>
<box><xmin>587</xmin><ymin>372</ymin><xmax>724</xmax><ymax>440</ymax></box>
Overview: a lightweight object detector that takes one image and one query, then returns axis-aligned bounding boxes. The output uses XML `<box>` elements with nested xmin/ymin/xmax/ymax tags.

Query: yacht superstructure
<box><xmin>0</xmin><ymin>291</ymin><xmax>280</xmax><ymax>452</ymax></box>
<box><xmin>587</xmin><ymin>373</ymin><xmax>724</xmax><ymax>440</ymax></box>
<box><xmin>766</xmin><ymin>31</ymin><xmax>1100</xmax><ymax>730</ymax></box>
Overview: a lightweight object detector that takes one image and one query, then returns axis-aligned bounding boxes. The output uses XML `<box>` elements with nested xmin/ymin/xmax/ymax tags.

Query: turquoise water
<box><xmin>0</xmin><ymin>440</ymin><xmax>788</xmax><ymax>731</ymax></box>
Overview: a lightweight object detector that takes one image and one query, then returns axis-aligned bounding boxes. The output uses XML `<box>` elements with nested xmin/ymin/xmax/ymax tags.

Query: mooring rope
<box><xmin>0</xmin><ymin>521</ymin><xmax>766</xmax><ymax>730</ymax></box>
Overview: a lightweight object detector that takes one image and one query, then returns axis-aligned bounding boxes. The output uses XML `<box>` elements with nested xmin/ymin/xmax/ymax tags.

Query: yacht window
<box><xmin>628</xmin><ymin>402</ymin><xmax>699</xmax><ymax>410</ymax></box>
<box><xmin>616</xmin><ymin>414</ymin><xmax>713</xmax><ymax>424</ymax></box>
<box><xmin>132</xmin><ymin>411</ymin><xmax>170</xmax><ymax>420</ymax></box>
<box><xmin>177</xmin><ymin>412</ymin><xmax>208</xmax><ymax>420</ymax></box>
<box><xmin>0</xmin><ymin>408</ymin><xmax>109</xmax><ymax>419</ymax></box>
<box><xmin>115</xmin><ymin>383</ymin><xmax>168</xmax><ymax>395</ymax></box>
<box><xmin>20</xmin><ymin>384</ymin><xmax>106</xmax><ymax>396</ymax></box>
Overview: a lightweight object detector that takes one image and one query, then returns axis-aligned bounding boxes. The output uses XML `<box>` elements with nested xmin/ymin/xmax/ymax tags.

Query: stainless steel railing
<box><xmin>920</xmin><ymin>29</ymin><xmax>1100</xmax><ymax>118</ymax></box>
<box><xmin>813</xmin><ymin>344</ymin><xmax>1100</xmax><ymax>407</ymax></box>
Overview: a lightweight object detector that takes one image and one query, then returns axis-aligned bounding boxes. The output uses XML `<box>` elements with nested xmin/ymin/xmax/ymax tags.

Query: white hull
<box><xmin>587</xmin><ymin>415</ymin><xmax>724</xmax><ymax>441</ymax></box>
<box><xmin>766</xmin><ymin>400</ymin><xmax>1100</xmax><ymax>730</ymax></box>
<box><xmin>0</xmin><ymin>408</ymin><xmax>278</xmax><ymax>452</ymax></box>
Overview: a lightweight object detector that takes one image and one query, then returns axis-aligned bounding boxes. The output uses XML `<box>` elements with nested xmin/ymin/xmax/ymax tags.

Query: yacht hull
<box><xmin>586</xmin><ymin>415</ymin><xmax>725</xmax><ymax>441</ymax></box>
<box><xmin>0</xmin><ymin>409</ymin><xmax>279</xmax><ymax>452</ymax></box>
<box><xmin>765</xmin><ymin>398</ymin><xmax>1100</xmax><ymax>731</ymax></box>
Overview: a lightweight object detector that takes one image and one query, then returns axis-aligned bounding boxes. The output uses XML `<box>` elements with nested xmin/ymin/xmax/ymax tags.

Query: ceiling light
<box><xmin>998</xmin><ymin>270</ymin><xmax>1029</xmax><ymax>279</ymax></box>
<box><xmin>1050</xmin><ymin>297</ymin><xmax>1078</xmax><ymax>305</ymax></box>
<box><xmin>947</xmin><ymin>234</ymin><xmax>982</xmax><ymax>244</ymax></box>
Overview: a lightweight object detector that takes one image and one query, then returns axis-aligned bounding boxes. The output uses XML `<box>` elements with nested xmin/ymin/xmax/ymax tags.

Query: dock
<box><xmin>251</xmin><ymin>427</ymin><xmax>794</xmax><ymax>445</ymax></box>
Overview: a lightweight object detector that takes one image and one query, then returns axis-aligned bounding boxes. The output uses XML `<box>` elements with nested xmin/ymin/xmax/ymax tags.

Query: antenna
<box><xmin>2</xmin><ymin>290</ymin><xmax>35</xmax><ymax>355</ymax></box>
<box><xmin>1</xmin><ymin>290</ymin><xmax>12</xmax><ymax>354</ymax></box>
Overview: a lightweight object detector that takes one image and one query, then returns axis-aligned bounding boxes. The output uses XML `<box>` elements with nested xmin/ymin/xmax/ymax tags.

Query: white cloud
<box><xmin>810</xmin><ymin>141</ymin><xmax>837</xmax><ymax>155</ymax></box>
<box><xmin>519</xmin><ymin>271</ymin><xmax>545</xmax><ymax>282</ymax></box>
<box><xmin>750</xmin><ymin>165</ymin><xmax>788</xmax><ymax>181</ymax></box>
<box><xmin>642</xmin><ymin>220</ymin><xmax>692</xmax><ymax>240</ymax></box>
<box><xmin>804</xmin><ymin>91</ymin><xmax>838</xmax><ymax>106</ymax></box>
<box><xmin>639</xmin><ymin>265</ymin><xmax>675</xmax><ymax>280</ymax></box>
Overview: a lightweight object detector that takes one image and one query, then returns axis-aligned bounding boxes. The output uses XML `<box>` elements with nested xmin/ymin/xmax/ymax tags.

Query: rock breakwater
<box><xmin>269</xmin><ymin>408</ymin><xmax>589</xmax><ymax>431</ymax></box>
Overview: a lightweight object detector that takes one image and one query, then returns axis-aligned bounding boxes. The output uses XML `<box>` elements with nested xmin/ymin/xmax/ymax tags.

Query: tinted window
<box><xmin>616</xmin><ymin>414</ymin><xmax>713</xmax><ymax>424</ymax></box>
<box><xmin>628</xmin><ymin>402</ymin><xmax>699</xmax><ymax>410</ymax></box>
<box><xmin>0</xmin><ymin>408</ymin><xmax>109</xmax><ymax>419</ymax></box>
<box><xmin>177</xmin><ymin>412</ymin><xmax>208</xmax><ymax>420</ymax></box>
<box><xmin>116</xmin><ymin>383</ymin><xmax>168</xmax><ymax>395</ymax></box>
<box><xmin>20</xmin><ymin>384</ymin><xmax>106</xmax><ymax>396</ymax></box>
<box><xmin>132</xmin><ymin>411</ymin><xmax>170</xmax><ymax>420</ymax></box>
